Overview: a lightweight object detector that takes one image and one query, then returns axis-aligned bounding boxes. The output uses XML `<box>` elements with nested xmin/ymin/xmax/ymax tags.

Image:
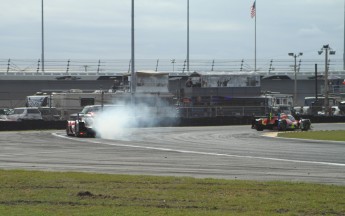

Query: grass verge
<box><xmin>1</xmin><ymin>169</ymin><xmax>345</xmax><ymax>215</ymax></box>
<box><xmin>278</xmin><ymin>130</ymin><xmax>345</xmax><ymax>141</ymax></box>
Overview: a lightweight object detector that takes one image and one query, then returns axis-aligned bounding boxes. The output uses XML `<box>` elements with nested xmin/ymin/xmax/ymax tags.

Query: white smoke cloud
<box><xmin>92</xmin><ymin>98</ymin><xmax>177</xmax><ymax>140</ymax></box>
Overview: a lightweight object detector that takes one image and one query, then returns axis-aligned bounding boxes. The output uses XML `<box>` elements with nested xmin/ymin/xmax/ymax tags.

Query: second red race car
<box><xmin>253</xmin><ymin>113</ymin><xmax>311</xmax><ymax>131</ymax></box>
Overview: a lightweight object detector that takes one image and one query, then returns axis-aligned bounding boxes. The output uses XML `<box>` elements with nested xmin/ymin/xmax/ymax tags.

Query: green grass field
<box><xmin>1</xmin><ymin>170</ymin><xmax>345</xmax><ymax>215</ymax></box>
<box><xmin>278</xmin><ymin>130</ymin><xmax>345</xmax><ymax>141</ymax></box>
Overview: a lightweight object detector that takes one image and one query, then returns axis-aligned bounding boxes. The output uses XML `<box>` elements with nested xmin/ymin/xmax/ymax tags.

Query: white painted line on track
<box><xmin>53</xmin><ymin>133</ymin><xmax>345</xmax><ymax>167</ymax></box>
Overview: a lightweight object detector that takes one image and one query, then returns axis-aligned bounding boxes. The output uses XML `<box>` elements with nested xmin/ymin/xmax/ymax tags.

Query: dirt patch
<box><xmin>263</xmin><ymin>132</ymin><xmax>278</xmax><ymax>137</ymax></box>
<box><xmin>77</xmin><ymin>191</ymin><xmax>94</xmax><ymax>197</ymax></box>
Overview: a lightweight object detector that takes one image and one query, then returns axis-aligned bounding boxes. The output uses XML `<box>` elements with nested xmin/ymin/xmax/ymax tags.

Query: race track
<box><xmin>0</xmin><ymin>123</ymin><xmax>344</xmax><ymax>185</ymax></box>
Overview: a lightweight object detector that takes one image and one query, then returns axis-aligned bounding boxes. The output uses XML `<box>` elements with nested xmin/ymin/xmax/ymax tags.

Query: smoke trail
<box><xmin>92</xmin><ymin>98</ymin><xmax>177</xmax><ymax>140</ymax></box>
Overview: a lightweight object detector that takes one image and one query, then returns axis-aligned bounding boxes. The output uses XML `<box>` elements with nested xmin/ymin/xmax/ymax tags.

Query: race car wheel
<box><xmin>66</xmin><ymin>125</ymin><xmax>73</xmax><ymax>136</ymax></box>
<box><xmin>279</xmin><ymin>120</ymin><xmax>287</xmax><ymax>131</ymax></box>
<box><xmin>66</xmin><ymin>128</ymin><xmax>71</xmax><ymax>136</ymax></box>
<box><xmin>75</xmin><ymin>130</ymin><xmax>83</xmax><ymax>137</ymax></box>
<box><xmin>75</xmin><ymin>125</ymin><xmax>81</xmax><ymax>137</ymax></box>
<box><xmin>256</xmin><ymin>125</ymin><xmax>264</xmax><ymax>131</ymax></box>
<box><xmin>301</xmin><ymin>119</ymin><xmax>311</xmax><ymax>131</ymax></box>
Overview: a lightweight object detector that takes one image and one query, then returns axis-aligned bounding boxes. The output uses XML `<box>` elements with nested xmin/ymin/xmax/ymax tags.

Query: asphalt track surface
<box><xmin>0</xmin><ymin>123</ymin><xmax>344</xmax><ymax>185</ymax></box>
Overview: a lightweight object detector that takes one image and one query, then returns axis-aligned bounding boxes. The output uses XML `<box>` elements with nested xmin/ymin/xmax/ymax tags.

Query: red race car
<box><xmin>253</xmin><ymin>113</ymin><xmax>311</xmax><ymax>131</ymax></box>
<box><xmin>66</xmin><ymin>105</ymin><xmax>123</xmax><ymax>138</ymax></box>
<box><xmin>66</xmin><ymin>111</ymin><xmax>97</xmax><ymax>138</ymax></box>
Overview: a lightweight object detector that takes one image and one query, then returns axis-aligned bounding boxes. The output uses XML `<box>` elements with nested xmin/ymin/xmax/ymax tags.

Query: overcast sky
<box><xmin>0</xmin><ymin>0</ymin><xmax>344</xmax><ymax>61</ymax></box>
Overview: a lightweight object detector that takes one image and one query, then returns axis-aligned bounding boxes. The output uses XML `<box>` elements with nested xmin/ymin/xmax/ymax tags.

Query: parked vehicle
<box><xmin>0</xmin><ymin>108</ymin><xmax>13</xmax><ymax>121</ymax></box>
<box><xmin>0</xmin><ymin>108</ymin><xmax>12</xmax><ymax>115</ymax></box>
<box><xmin>6</xmin><ymin>107</ymin><xmax>43</xmax><ymax>121</ymax></box>
<box><xmin>68</xmin><ymin>105</ymin><xmax>107</xmax><ymax>121</ymax></box>
<box><xmin>253</xmin><ymin>113</ymin><xmax>311</xmax><ymax>131</ymax></box>
<box><xmin>331</xmin><ymin>106</ymin><xmax>341</xmax><ymax>116</ymax></box>
<box><xmin>296</xmin><ymin>96</ymin><xmax>338</xmax><ymax>115</ymax></box>
<box><xmin>38</xmin><ymin>107</ymin><xmax>61</xmax><ymax>121</ymax></box>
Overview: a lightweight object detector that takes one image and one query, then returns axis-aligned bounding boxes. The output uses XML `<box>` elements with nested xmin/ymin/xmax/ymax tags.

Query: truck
<box><xmin>294</xmin><ymin>96</ymin><xmax>340</xmax><ymax>115</ymax></box>
<box><xmin>26</xmin><ymin>71</ymin><xmax>177</xmax><ymax>120</ymax></box>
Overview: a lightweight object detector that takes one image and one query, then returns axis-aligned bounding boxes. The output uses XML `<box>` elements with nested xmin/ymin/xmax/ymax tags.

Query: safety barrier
<box><xmin>0</xmin><ymin>116</ymin><xmax>344</xmax><ymax>131</ymax></box>
<box><xmin>0</xmin><ymin>120</ymin><xmax>67</xmax><ymax>131</ymax></box>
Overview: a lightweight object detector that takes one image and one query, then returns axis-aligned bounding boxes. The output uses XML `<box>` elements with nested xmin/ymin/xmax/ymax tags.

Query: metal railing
<box><xmin>177</xmin><ymin>106</ymin><xmax>267</xmax><ymax>118</ymax></box>
<box><xmin>321</xmin><ymin>85</ymin><xmax>345</xmax><ymax>95</ymax></box>
<box><xmin>1</xmin><ymin>58</ymin><xmax>345</xmax><ymax>76</ymax></box>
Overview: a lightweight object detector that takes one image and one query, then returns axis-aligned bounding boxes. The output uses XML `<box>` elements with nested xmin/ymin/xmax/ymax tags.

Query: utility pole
<box><xmin>288</xmin><ymin>52</ymin><xmax>303</xmax><ymax>107</ymax></box>
<box><xmin>318</xmin><ymin>44</ymin><xmax>336</xmax><ymax>116</ymax></box>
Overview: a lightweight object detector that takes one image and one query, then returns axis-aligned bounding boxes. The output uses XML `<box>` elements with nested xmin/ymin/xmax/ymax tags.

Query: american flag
<box><xmin>251</xmin><ymin>1</ymin><xmax>256</xmax><ymax>18</ymax></box>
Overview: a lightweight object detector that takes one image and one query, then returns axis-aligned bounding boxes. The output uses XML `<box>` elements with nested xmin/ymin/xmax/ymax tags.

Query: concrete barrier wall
<box><xmin>0</xmin><ymin>120</ymin><xmax>67</xmax><ymax>131</ymax></box>
<box><xmin>0</xmin><ymin>116</ymin><xmax>344</xmax><ymax>131</ymax></box>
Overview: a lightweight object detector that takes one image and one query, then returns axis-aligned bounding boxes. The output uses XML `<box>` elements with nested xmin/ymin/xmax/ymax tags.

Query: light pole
<box><xmin>187</xmin><ymin>0</ymin><xmax>189</xmax><ymax>72</ymax></box>
<box><xmin>288</xmin><ymin>52</ymin><xmax>303</xmax><ymax>107</ymax></box>
<box><xmin>318</xmin><ymin>44</ymin><xmax>336</xmax><ymax>116</ymax></box>
<box><xmin>131</xmin><ymin>0</ymin><xmax>136</xmax><ymax>97</ymax></box>
<box><xmin>343</xmin><ymin>1</ymin><xmax>345</xmax><ymax>70</ymax></box>
<box><xmin>41</xmin><ymin>0</ymin><xmax>45</xmax><ymax>73</ymax></box>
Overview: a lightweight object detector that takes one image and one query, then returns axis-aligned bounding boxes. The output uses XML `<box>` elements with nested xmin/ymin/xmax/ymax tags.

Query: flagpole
<box><xmin>254</xmin><ymin>1</ymin><xmax>257</xmax><ymax>72</ymax></box>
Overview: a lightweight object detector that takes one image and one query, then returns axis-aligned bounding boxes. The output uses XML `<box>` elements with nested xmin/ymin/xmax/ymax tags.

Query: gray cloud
<box><xmin>0</xmin><ymin>0</ymin><xmax>343</xmax><ymax>60</ymax></box>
